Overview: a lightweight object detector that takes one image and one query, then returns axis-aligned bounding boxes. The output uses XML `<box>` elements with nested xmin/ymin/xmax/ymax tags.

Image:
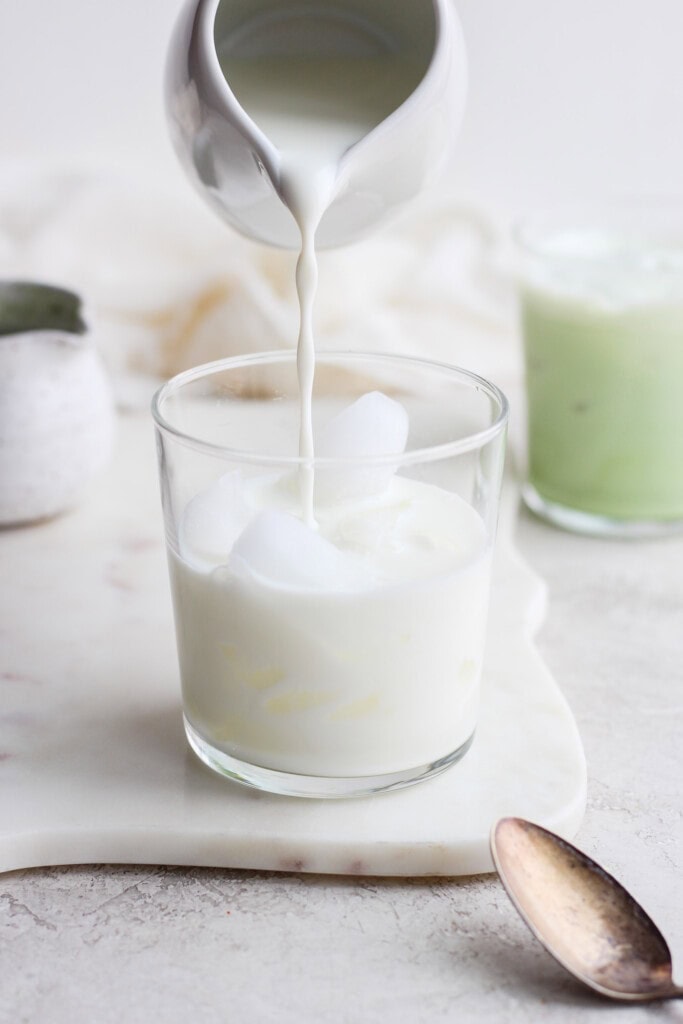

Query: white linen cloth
<box><xmin>0</xmin><ymin>163</ymin><xmax>519</xmax><ymax>405</ymax></box>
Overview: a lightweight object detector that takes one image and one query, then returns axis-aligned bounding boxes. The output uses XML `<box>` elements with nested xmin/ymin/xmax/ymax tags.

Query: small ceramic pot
<box><xmin>0</xmin><ymin>282</ymin><xmax>115</xmax><ymax>525</ymax></box>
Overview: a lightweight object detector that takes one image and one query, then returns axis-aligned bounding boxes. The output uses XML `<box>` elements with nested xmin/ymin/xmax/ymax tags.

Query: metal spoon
<box><xmin>490</xmin><ymin>817</ymin><xmax>683</xmax><ymax>1002</ymax></box>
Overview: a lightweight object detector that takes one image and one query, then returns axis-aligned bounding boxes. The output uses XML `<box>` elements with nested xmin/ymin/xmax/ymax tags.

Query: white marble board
<box><xmin>0</xmin><ymin>414</ymin><xmax>586</xmax><ymax>877</ymax></box>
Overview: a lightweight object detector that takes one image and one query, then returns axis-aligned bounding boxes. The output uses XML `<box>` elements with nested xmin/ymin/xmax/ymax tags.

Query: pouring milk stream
<box><xmin>166</xmin><ymin>0</ymin><xmax>468</xmax><ymax>524</ymax></box>
<box><xmin>158</xmin><ymin>1</ymin><xmax>502</xmax><ymax>788</ymax></box>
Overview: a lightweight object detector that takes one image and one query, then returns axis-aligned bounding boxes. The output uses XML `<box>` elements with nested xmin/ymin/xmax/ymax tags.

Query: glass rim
<box><xmin>513</xmin><ymin>197</ymin><xmax>683</xmax><ymax>257</ymax></box>
<box><xmin>151</xmin><ymin>350</ymin><xmax>509</xmax><ymax>468</ymax></box>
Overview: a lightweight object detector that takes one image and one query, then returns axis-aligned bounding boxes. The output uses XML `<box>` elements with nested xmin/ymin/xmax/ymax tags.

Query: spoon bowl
<box><xmin>490</xmin><ymin>817</ymin><xmax>683</xmax><ymax>1002</ymax></box>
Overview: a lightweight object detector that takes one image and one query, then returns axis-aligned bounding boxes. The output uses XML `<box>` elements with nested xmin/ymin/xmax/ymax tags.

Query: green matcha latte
<box><xmin>519</xmin><ymin>218</ymin><xmax>683</xmax><ymax>533</ymax></box>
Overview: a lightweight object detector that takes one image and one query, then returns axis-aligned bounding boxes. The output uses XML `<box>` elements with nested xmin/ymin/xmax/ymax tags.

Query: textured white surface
<box><xmin>1</xmin><ymin>417</ymin><xmax>681</xmax><ymax>1022</ymax></box>
<box><xmin>0</xmin><ymin>414</ymin><xmax>585</xmax><ymax>878</ymax></box>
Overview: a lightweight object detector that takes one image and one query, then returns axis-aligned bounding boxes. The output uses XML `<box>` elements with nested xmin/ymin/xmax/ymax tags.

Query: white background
<box><xmin>1</xmin><ymin>0</ymin><xmax>682</xmax><ymax>214</ymax></box>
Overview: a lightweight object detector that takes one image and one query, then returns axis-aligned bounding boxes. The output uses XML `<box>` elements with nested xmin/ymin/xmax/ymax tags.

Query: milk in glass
<box><xmin>163</xmin><ymin>30</ymin><xmax>498</xmax><ymax>784</ymax></box>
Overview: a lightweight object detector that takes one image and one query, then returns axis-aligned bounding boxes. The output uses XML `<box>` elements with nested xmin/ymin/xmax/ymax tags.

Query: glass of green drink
<box><xmin>517</xmin><ymin>205</ymin><xmax>683</xmax><ymax>537</ymax></box>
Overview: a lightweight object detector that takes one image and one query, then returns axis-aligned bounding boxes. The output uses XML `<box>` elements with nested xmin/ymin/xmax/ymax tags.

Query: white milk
<box><xmin>171</xmin><ymin>472</ymin><xmax>490</xmax><ymax>777</ymax></box>
<box><xmin>219</xmin><ymin>52</ymin><xmax>426</xmax><ymax>524</ymax></box>
<box><xmin>169</xmin><ymin>45</ymin><xmax>492</xmax><ymax>780</ymax></box>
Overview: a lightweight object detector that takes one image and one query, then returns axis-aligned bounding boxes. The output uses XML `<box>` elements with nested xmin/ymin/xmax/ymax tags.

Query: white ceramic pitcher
<box><xmin>165</xmin><ymin>0</ymin><xmax>468</xmax><ymax>249</ymax></box>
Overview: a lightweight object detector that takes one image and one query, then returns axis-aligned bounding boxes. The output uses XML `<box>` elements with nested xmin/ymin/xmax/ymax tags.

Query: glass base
<box><xmin>522</xmin><ymin>483</ymin><xmax>683</xmax><ymax>539</ymax></box>
<box><xmin>184</xmin><ymin>716</ymin><xmax>475</xmax><ymax>799</ymax></box>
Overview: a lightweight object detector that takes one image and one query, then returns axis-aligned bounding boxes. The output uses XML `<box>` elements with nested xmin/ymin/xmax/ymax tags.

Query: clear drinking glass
<box><xmin>152</xmin><ymin>351</ymin><xmax>508</xmax><ymax>798</ymax></box>
<box><xmin>517</xmin><ymin>205</ymin><xmax>683</xmax><ymax>537</ymax></box>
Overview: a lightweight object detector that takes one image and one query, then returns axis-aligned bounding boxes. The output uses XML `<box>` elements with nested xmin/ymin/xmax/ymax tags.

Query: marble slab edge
<box><xmin>0</xmin><ymin>417</ymin><xmax>587</xmax><ymax>878</ymax></box>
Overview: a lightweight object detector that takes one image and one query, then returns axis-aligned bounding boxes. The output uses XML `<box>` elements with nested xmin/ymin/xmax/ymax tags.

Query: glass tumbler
<box><xmin>517</xmin><ymin>205</ymin><xmax>683</xmax><ymax>537</ymax></box>
<box><xmin>152</xmin><ymin>351</ymin><xmax>508</xmax><ymax>798</ymax></box>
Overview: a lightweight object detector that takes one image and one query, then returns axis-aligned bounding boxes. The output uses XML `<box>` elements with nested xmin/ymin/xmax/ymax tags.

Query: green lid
<box><xmin>0</xmin><ymin>281</ymin><xmax>87</xmax><ymax>337</ymax></box>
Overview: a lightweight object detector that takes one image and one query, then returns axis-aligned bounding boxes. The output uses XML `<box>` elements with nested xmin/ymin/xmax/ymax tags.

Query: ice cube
<box><xmin>315</xmin><ymin>391</ymin><xmax>409</xmax><ymax>504</ymax></box>
<box><xmin>318</xmin><ymin>391</ymin><xmax>409</xmax><ymax>459</ymax></box>
<box><xmin>229</xmin><ymin>510</ymin><xmax>375</xmax><ymax>591</ymax></box>
<box><xmin>180</xmin><ymin>472</ymin><xmax>252</xmax><ymax>569</ymax></box>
